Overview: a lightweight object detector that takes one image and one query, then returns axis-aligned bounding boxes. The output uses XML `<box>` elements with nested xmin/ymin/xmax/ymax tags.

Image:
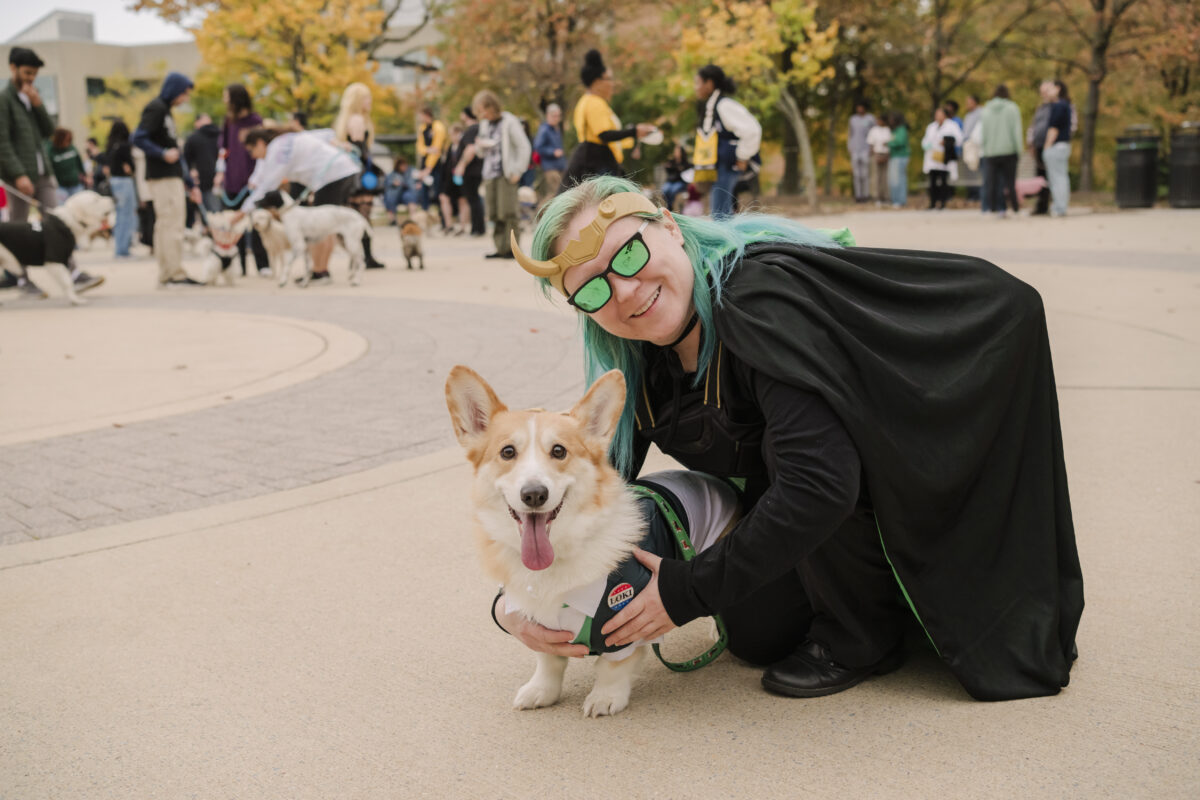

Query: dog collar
<box><xmin>510</xmin><ymin>192</ymin><xmax>660</xmax><ymax>295</ymax></box>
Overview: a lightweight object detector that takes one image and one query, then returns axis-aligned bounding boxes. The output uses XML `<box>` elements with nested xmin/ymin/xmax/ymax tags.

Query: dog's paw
<box><xmin>582</xmin><ymin>686</ymin><xmax>631</xmax><ymax>718</ymax></box>
<box><xmin>512</xmin><ymin>680</ymin><xmax>561</xmax><ymax>710</ymax></box>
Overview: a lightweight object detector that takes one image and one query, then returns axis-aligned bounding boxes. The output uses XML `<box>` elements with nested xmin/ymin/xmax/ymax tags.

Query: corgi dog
<box><xmin>445</xmin><ymin>366</ymin><xmax>738</xmax><ymax>717</ymax></box>
<box><xmin>400</xmin><ymin>219</ymin><xmax>424</xmax><ymax>270</ymax></box>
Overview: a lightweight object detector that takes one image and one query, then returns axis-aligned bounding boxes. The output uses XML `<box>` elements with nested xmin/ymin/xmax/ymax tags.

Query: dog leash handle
<box><xmin>629</xmin><ymin>484</ymin><xmax>729</xmax><ymax>672</ymax></box>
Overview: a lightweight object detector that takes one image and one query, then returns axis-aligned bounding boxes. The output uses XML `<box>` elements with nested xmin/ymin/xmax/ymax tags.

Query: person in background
<box><xmin>660</xmin><ymin>142</ymin><xmax>689</xmax><ymax>212</ymax></box>
<box><xmin>921</xmin><ymin>106</ymin><xmax>961</xmax><ymax>210</ymax></box>
<box><xmin>979</xmin><ymin>84</ymin><xmax>1023</xmax><ymax>219</ymax></box>
<box><xmin>84</xmin><ymin>136</ymin><xmax>105</xmax><ymax>190</ymax></box>
<box><xmin>439</xmin><ymin>122</ymin><xmax>466</xmax><ymax>234</ymax></box>
<box><xmin>694</xmin><ymin>64</ymin><xmax>761</xmax><ymax>219</ymax></box>
<box><xmin>132</xmin><ymin>71</ymin><xmax>203</xmax><ymax>287</ymax></box>
<box><xmin>0</xmin><ymin>47</ymin><xmax>103</xmax><ymax>293</ymax></box>
<box><xmin>471</xmin><ymin>89</ymin><xmax>531</xmax><ymax>260</ymax></box>
<box><xmin>1042</xmin><ymin>80</ymin><xmax>1073</xmax><ymax>217</ymax></box>
<box><xmin>184</xmin><ymin>113</ymin><xmax>220</xmax><ymax>213</ymax></box>
<box><xmin>848</xmin><ymin>101</ymin><xmax>876</xmax><ymax>203</ymax></box>
<box><xmin>454</xmin><ymin>106</ymin><xmax>485</xmax><ymax>237</ymax></box>
<box><xmin>217</xmin><ymin>83</ymin><xmax>267</xmax><ymax>275</ymax></box>
<box><xmin>1026</xmin><ymin>81</ymin><xmax>1055</xmax><ymax>216</ymax></box>
<box><xmin>960</xmin><ymin>95</ymin><xmax>982</xmax><ymax>203</ymax></box>
<box><xmin>533</xmin><ymin>103</ymin><xmax>566</xmax><ymax>200</ymax></box>
<box><xmin>416</xmin><ymin>106</ymin><xmax>448</xmax><ymax>216</ymax></box>
<box><xmin>238</xmin><ymin>126</ymin><xmax>360</xmax><ymax>284</ymax></box>
<box><xmin>886</xmin><ymin>112</ymin><xmax>911</xmax><ymax>209</ymax></box>
<box><xmin>49</xmin><ymin>127</ymin><xmax>88</xmax><ymax>203</ymax></box>
<box><xmin>383</xmin><ymin>154</ymin><xmax>414</xmax><ymax>225</ymax></box>
<box><xmin>865</xmin><ymin>116</ymin><xmax>892</xmax><ymax>207</ymax></box>
<box><xmin>562</xmin><ymin>50</ymin><xmax>654</xmax><ymax>188</ymax></box>
<box><xmin>334</xmin><ymin>82</ymin><xmax>386</xmax><ymax>269</ymax></box>
<box><xmin>104</xmin><ymin>119</ymin><xmax>137</xmax><ymax>257</ymax></box>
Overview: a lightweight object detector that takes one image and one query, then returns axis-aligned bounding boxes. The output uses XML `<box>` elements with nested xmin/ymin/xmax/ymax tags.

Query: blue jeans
<box><xmin>110</xmin><ymin>176</ymin><xmax>137</xmax><ymax>256</ymax></box>
<box><xmin>887</xmin><ymin>156</ymin><xmax>909</xmax><ymax>207</ymax></box>
<box><xmin>55</xmin><ymin>183</ymin><xmax>84</xmax><ymax>205</ymax></box>
<box><xmin>710</xmin><ymin>162</ymin><xmax>741</xmax><ymax>219</ymax></box>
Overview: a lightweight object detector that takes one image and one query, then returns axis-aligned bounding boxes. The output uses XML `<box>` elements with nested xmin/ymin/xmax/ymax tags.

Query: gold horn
<box><xmin>511</xmin><ymin>231</ymin><xmax>566</xmax><ymax>292</ymax></box>
<box><xmin>509</xmin><ymin>192</ymin><xmax>662</xmax><ymax>297</ymax></box>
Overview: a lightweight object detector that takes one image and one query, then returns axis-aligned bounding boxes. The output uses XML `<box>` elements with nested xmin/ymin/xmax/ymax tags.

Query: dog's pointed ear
<box><xmin>569</xmin><ymin>370</ymin><xmax>627</xmax><ymax>444</ymax></box>
<box><xmin>446</xmin><ymin>366</ymin><xmax>507</xmax><ymax>449</ymax></box>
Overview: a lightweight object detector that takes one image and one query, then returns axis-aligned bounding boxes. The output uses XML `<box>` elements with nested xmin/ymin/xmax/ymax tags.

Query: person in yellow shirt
<box><xmin>416</xmin><ymin>106</ymin><xmax>448</xmax><ymax>215</ymax></box>
<box><xmin>561</xmin><ymin>50</ymin><xmax>654</xmax><ymax>190</ymax></box>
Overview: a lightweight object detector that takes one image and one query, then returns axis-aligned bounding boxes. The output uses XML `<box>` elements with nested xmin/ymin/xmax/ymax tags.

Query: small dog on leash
<box><xmin>400</xmin><ymin>218</ymin><xmax>424</xmax><ymax>270</ymax></box>
<box><xmin>0</xmin><ymin>190</ymin><xmax>113</xmax><ymax>306</ymax></box>
<box><xmin>202</xmin><ymin>210</ymin><xmax>249</xmax><ymax>285</ymax></box>
<box><xmin>445</xmin><ymin>366</ymin><xmax>739</xmax><ymax>717</ymax></box>
<box><xmin>259</xmin><ymin>190</ymin><xmax>372</xmax><ymax>287</ymax></box>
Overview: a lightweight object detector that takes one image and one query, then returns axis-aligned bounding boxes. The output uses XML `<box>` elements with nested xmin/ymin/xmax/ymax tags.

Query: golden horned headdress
<box><xmin>510</xmin><ymin>192</ymin><xmax>660</xmax><ymax>295</ymax></box>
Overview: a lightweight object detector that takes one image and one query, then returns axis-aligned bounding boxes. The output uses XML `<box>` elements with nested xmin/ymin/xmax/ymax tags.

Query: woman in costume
<box><xmin>333</xmin><ymin>82</ymin><xmax>386</xmax><ymax>269</ymax></box>
<box><xmin>561</xmin><ymin>50</ymin><xmax>655</xmax><ymax>189</ymax></box>
<box><xmin>494</xmin><ymin>175</ymin><xmax>1084</xmax><ymax>701</ymax></box>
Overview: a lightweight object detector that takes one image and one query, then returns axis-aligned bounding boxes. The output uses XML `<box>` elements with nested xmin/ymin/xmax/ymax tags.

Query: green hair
<box><xmin>530</xmin><ymin>176</ymin><xmax>840</xmax><ymax>477</ymax></box>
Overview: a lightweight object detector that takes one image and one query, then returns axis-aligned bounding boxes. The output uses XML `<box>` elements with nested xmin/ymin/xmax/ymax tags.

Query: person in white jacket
<box><xmin>694</xmin><ymin>64</ymin><xmax>762</xmax><ymax>219</ymax></box>
<box><xmin>237</xmin><ymin>127</ymin><xmax>360</xmax><ymax>283</ymax></box>
<box><xmin>471</xmin><ymin>90</ymin><xmax>531</xmax><ymax>259</ymax></box>
<box><xmin>921</xmin><ymin>107</ymin><xmax>963</xmax><ymax>210</ymax></box>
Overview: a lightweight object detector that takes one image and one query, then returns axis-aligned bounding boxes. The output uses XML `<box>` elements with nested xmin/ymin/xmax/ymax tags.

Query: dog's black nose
<box><xmin>521</xmin><ymin>484</ymin><xmax>549</xmax><ymax>508</ymax></box>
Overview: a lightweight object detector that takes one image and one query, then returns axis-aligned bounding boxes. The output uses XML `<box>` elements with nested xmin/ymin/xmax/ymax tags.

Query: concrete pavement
<box><xmin>1</xmin><ymin>207</ymin><xmax>1197</xmax><ymax>798</ymax></box>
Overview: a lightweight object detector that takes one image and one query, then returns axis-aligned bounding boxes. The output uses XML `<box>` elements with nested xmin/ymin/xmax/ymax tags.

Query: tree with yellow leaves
<box><xmin>678</xmin><ymin>0</ymin><xmax>837</xmax><ymax>206</ymax></box>
<box><xmin>189</xmin><ymin>0</ymin><xmax>395</xmax><ymax>126</ymax></box>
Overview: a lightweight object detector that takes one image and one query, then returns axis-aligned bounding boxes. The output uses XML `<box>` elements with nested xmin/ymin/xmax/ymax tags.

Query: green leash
<box><xmin>630</xmin><ymin>484</ymin><xmax>729</xmax><ymax>672</ymax></box>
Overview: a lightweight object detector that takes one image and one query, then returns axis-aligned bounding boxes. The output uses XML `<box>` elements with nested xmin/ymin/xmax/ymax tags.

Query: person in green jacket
<box><xmin>0</xmin><ymin>47</ymin><xmax>55</xmax><ymax>223</ymax></box>
<box><xmin>978</xmin><ymin>84</ymin><xmax>1024</xmax><ymax>217</ymax></box>
<box><xmin>885</xmin><ymin>112</ymin><xmax>910</xmax><ymax>208</ymax></box>
<box><xmin>0</xmin><ymin>47</ymin><xmax>103</xmax><ymax>294</ymax></box>
<box><xmin>50</xmin><ymin>127</ymin><xmax>89</xmax><ymax>203</ymax></box>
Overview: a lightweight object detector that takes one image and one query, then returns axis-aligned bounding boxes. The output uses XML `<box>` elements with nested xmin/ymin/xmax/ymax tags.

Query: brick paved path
<box><xmin>0</xmin><ymin>293</ymin><xmax>582</xmax><ymax>544</ymax></box>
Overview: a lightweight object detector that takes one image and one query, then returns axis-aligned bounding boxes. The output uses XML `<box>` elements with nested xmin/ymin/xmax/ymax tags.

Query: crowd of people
<box><xmin>2</xmin><ymin>41</ymin><xmax>1080</xmax><ymax>297</ymax></box>
<box><xmin>849</xmin><ymin>79</ymin><xmax>1075</xmax><ymax>217</ymax></box>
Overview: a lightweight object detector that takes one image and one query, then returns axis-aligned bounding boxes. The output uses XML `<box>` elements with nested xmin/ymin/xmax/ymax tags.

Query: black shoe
<box><xmin>484</xmin><ymin>252</ymin><xmax>514</xmax><ymax>260</ymax></box>
<box><xmin>761</xmin><ymin>639</ymin><xmax>905</xmax><ymax>698</ymax></box>
<box><xmin>365</xmin><ymin>259</ymin><xmax>386</xmax><ymax>270</ymax></box>
<box><xmin>164</xmin><ymin>277</ymin><xmax>205</xmax><ymax>287</ymax></box>
<box><xmin>0</xmin><ymin>270</ymin><xmax>19</xmax><ymax>289</ymax></box>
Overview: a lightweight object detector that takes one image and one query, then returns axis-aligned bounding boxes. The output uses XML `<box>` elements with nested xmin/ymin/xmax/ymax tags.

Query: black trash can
<box><xmin>1115</xmin><ymin>126</ymin><xmax>1159</xmax><ymax>208</ymax></box>
<box><xmin>1168</xmin><ymin>122</ymin><xmax>1200</xmax><ymax>209</ymax></box>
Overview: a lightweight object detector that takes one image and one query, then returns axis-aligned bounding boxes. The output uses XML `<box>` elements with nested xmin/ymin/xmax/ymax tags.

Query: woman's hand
<box><xmin>601</xmin><ymin>548</ymin><xmax>676</xmax><ymax>647</ymax></box>
<box><xmin>494</xmin><ymin>594</ymin><xmax>589</xmax><ymax>658</ymax></box>
<box><xmin>635</xmin><ymin>122</ymin><xmax>656</xmax><ymax>139</ymax></box>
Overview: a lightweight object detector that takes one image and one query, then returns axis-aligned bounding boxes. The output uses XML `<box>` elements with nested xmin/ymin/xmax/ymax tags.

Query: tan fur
<box><xmin>446</xmin><ymin>366</ymin><xmax>650</xmax><ymax>716</ymax></box>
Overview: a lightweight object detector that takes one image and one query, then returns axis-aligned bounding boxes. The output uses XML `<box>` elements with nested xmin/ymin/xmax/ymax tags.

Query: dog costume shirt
<box><xmin>503</xmin><ymin>470</ymin><xmax>738</xmax><ymax>661</ymax></box>
<box><xmin>0</xmin><ymin>215</ymin><xmax>75</xmax><ymax>266</ymax></box>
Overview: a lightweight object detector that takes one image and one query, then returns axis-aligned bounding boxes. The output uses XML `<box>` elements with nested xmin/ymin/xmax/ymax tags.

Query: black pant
<box><xmin>237</xmin><ymin>230</ymin><xmax>269</xmax><ymax>275</ymax></box>
<box><xmin>928</xmin><ymin>170</ymin><xmax>951</xmax><ymax>208</ymax></box>
<box><xmin>721</xmin><ymin>510</ymin><xmax>907</xmax><ymax>669</ymax></box>
<box><xmin>462</xmin><ymin>175</ymin><xmax>485</xmax><ymax>235</ymax></box>
<box><xmin>984</xmin><ymin>154</ymin><xmax>1019</xmax><ymax>213</ymax></box>
<box><xmin>1034</xmin><ymin>149</ymin><xmax>1050</xmax><ymax>214</ymax></box>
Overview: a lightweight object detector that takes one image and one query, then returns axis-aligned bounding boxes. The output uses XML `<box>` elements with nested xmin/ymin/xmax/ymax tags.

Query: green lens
<box><xmin>573</xmin><ymin>277</ymin><xmax>612</xmax><ymax>312</ymax></box>
<box><xmin>611</xmin><ymin>237</ymin><xmax>649</xmax><ymax>277</ymax></box>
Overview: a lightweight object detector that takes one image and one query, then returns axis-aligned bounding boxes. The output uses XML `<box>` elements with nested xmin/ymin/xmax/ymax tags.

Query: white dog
<box><xmin>0</xmin><ymin>190</ymin><xmax>114</xmax><ymax>306</ymax></box>
<box><xmin>202</xmin><ymin>210</ymin><xmax>249</xmax><ymax>286</ymax></box>
<box><xmin>262</xmin><ymin>195</ymin><xmax>372</xmax><ymax>288</ymax></box>
<box><xmin>249</xmin><ymin>207</ymin><xmax>290</xmax><ymax>279</ymax></box>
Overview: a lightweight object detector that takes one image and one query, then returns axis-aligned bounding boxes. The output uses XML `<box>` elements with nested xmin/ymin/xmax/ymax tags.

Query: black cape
<box><xmin>713</xmin><ymin>243</ymin><xmax>1083</xmax><ymax>701</ymax></box>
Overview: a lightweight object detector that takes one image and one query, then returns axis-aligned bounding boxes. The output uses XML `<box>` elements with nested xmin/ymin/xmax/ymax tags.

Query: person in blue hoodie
<box><xmin>132</xmin><ymin>72</ymin><xmax>203</xmax><ymax>287</ymax></box>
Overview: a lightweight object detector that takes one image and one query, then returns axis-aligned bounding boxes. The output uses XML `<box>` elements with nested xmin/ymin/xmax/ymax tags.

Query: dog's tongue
<box><xmin>519</xmin><ymin>513</ymin><xmax>554</xmax><ymax>570</ymax></box>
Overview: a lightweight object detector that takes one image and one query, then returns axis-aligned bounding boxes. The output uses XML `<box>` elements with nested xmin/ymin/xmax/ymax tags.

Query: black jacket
<box><xmin>636</xmin><ymin>242</ymin><xmax>1083</xmax><ymax>701</ymax></box>
<box><xmin>183</xmin><ymin>123</ymin><xmax>220</xmax><ymax>192</ymax></box>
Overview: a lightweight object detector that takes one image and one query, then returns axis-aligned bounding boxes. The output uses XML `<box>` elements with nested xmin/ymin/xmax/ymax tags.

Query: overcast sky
<box><xmin>2</xmin><ymin>1</ymin><xmax>429</xmax><ymax>46</ymax></box>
